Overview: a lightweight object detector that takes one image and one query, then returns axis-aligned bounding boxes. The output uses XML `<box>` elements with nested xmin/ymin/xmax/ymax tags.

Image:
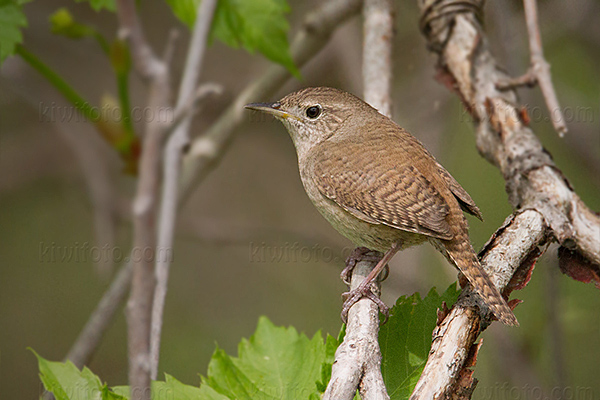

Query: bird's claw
<box><xmin>341</xmin><ymin>247</ymin><xmax>383</xmax><ymax>285</ymax></box>
<box><xmin>340</xmin><ymin>285</ymin><xmax>389</xmax><ymax>324</ymax></box>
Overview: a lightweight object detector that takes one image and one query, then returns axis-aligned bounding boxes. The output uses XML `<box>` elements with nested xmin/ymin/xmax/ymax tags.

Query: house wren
<box><xmin>245</xmin><ymin>87</ymin><xmax>518</xmax><ymax>326</ymax></box>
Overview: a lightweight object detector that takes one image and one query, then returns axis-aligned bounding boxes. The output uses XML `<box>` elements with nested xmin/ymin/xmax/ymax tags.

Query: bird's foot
<box><xmin>340</xmin><ymin>282</ymin><xmax>389</xmax><ymax>324</ymax></box>
<box><xmin>341</xmin><ymin>247</ymin><xmax>384</xmax><ymax>285</ymax></box>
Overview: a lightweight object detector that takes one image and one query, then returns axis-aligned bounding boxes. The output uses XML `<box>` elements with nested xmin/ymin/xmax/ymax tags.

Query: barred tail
<box><xmin>433</xmin><ymin>237</ymin><xmax>519</xmax><ymax>326</ymax></box>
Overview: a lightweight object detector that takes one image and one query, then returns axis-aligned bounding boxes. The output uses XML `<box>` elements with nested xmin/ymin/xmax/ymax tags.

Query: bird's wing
<box><xmin>310</xmin><ymin>134</ymin><xmax>453</xmax><ymax>240</ymax></box>
<box><xmin>436</xmin><ymin>163</ymin><xmax>483</xmax><ymax>221</ymax></box>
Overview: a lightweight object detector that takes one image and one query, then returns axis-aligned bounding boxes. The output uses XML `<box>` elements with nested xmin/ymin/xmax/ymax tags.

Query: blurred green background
<box><xmin>1</xmin><ymin>0</ymin><xmax>598</xmax><ymax>399</ymax></box>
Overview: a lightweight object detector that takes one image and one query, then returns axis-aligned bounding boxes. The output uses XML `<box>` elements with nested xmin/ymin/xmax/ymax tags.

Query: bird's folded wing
<box><xmin>311</xmin><ymin>138</ymin><xmax>453</xmax><ymax>240</ymax></box>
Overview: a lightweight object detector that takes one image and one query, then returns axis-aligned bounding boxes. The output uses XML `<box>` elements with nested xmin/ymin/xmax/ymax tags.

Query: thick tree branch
<box><xmin>151</xmin><ymin>0</ymin><xmax>218</xmax><ymax>380</ymax></box>
<box><xmin>324</xmin><ymin>0</ymin><xmax>394</xmax><ymax>398</ymax></box>
<box><xmin>413</xmin><ymin>0</ymin><xmax>600</xmax><ymax>397</ymax></box>
<box><xmin>178</xmin><ymin>0</ymin><xmax>363</xmax><ymax>202</ymax></box>
<box><xmin>411</xmin><ymin>210</ymin><xmax>547</xmax><ymax>398</ymax></box>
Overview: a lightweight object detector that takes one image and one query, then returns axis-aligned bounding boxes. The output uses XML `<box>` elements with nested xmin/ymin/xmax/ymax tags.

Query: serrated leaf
<box><xmin>165</xmin><ymin>0</ymin><xmax>299</xmax><ymax>77</ymax></box>
<box><xmin>379</xmin><ymin>284</ymin><xmax>461</xmax><ymax>400</ymax></box>
<box><xmin>0</xmin><ymin>0</ymin><xmax>28</xmax><ymax>64</ymax></box>
<box><xmin>74</xmin><ymin>0</ymin><xmax>116</xmax><ymax>12</ymax></box>
<box><xmin>32</xmin><ymin>349</ymin><xmax>126</xmax><ymax>400</ymax></box>
<box><xmin>202</xmin><ymin>316</ymin><xmax>324</xmax><ymax>399</ymax></box>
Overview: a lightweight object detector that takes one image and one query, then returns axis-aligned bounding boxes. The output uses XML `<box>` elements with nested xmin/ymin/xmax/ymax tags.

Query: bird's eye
<box><xmin>306</xmin><ymin>105</ymin><xmax>321</xmax><ymax>119</ymax></box>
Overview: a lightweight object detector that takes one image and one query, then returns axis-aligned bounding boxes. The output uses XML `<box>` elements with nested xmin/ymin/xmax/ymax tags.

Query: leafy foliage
<box><xmin>202</xmin><ymin>316</ymin><xmax>325</xmax><ymax>399</ymax></box>
<box><xmin>0</xmin><ymin>0</ymin><xmax>28</xmax><ymax>64</ymax></box>
<box><xmin>165</xmin><ymin>0</ymin><xmax>300</xmax><ymax>77</ymax></box>
<box><xmin>35</xmin><ymin>287</ymin><xmax>460</xmax><ymax>399</ymax></box>
<box><xmin>380</xmin><ymin>284</ymin><xmax>461</xmax><ymax>399</ymax></box>
<box><xmin>33</xmin><ymin>349</ymin><xmax>126</xmax><ymax>400</ymax></box>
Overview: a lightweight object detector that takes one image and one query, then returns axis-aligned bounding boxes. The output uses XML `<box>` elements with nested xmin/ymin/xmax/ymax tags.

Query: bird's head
<box><xmin>245</xmin><ymin>87</ymin><xmax>376</xmax><ymax>158</ymax></box>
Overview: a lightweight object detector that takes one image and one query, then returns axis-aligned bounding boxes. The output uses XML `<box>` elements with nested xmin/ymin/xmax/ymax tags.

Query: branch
<box><xmin>116</xmin><ymin>0</ymin><xmax>171</xmax><ymax>397</ymax></box>
<box><xmin>363</xmin><ymin>0</ymin><xmax>394</xmax><ymax>118</ymax></box>
<box><xmin>411</xmin><ymin>210</ymin><xmax>547</xmax><ymax>398</ymax></box>
<box><xmin>116</xmin><ymin>0</ymin><xmax>162</xmax><ymax>80</ymax></box>
<box><xmin>150</xmin><ymin>0</ymin><xmax>218</xmax><ymax>380</ymax></box>
<box><xmin>412</xmin><ymin>0</ymin><xmax>600</xmax><ymax>397</ymax></box>
<box><xmin>66</xmin><ymin>260</ymin><xmax>133</xmax><ymax>366</ymax></box>
<box><xmin>178</xmin><ymin>0</ymin><xmax>363</xmax><ymax>203</ymax></box>
<box><xmin>323</xmin><ymin>258</ymin><xmax>388</xmax><ymax>400</ymax></box>
<box><xmin>496</xmin><ymin>0</ymin><xmax>568</xmax><ymax>136</ymax></box>
<box><xmin>324</xmin><ymin>0</ymin><xmax>394</xmax><ymax>398</ymax></box>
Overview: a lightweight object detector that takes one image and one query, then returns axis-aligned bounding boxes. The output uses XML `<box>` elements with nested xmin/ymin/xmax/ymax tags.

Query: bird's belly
<box><xmin>311</xmin><ymin>192</ymin><xmax>427</xmax><ymax>253</ymax></box>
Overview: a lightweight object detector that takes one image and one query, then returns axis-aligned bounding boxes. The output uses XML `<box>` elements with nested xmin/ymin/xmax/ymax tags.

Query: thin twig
<box><xmin>66</xmin><ymin>260</ymin><xmax>133</xmax><ymax>366</ymax></box>
<box><xmin>150</xmin><ymin>0</ymin><xmax>218</xmax><ymax>380</ymax></box>
<box><xmin>497</xmin><ymin>0</ymin><xmax>568</xmax><ymax>136</ymax></box>
<box><xmin>116</xmin><ymin>0</ymin><xmax>171</xmax><ymax>398</ymax></box>
<box><xmin>164</xmin><ymin>83</ymin><xmax>223</xmax><ymax>138</ymax></box>
<box><xmin>324</xmin><ymin>0</ymin><xmax>394</xmax><ymax>398</ymax></box>
<box><xmin>116</xmin><ymin>0</ymin><xmax>162</xmax><ymax>80</ymax></box>
<box><xmin>523</xmin><ymin>0</ymin><xmax>567</xmax><ymax>136</ymax></box>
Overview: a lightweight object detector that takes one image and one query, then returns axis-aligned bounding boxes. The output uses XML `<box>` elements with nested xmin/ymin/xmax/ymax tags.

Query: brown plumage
<box><xmin>245</xmin><ymin>87</ymin><xmax>518</xmax><ymax>326</ymax></box>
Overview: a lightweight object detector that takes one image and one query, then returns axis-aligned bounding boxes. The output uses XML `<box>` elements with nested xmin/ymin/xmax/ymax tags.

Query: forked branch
<box><xmin>413</xmin><ymin>0</ymin><xmax>599</xmax><ymax>397</ymax></box>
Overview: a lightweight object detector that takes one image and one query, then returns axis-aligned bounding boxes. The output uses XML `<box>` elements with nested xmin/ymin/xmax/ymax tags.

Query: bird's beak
<box><xmin>244</xmin><ymin>102</ymin><xmax>294</xmax><ymax>120</ymax></box>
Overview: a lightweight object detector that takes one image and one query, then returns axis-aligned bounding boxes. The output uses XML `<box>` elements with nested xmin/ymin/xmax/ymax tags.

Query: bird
<box><xmin>245</xmin><ymin>86</ymin><xmax>518</xmax><ymax>326</ymax></box>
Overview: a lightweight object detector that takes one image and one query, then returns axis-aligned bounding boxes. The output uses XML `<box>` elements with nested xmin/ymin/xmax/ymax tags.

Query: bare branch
<box><xmin>66</xmin><ymin>260</ymin><xmax>133</xmax><ymax>366</ymax></box>
<box><xmin>115</xmin><ymin>0</ymin><xmax>162</xmax><ymax>80</ymax></box>
<box><xmin>178</xmin><ymin>0</ymin><xmax>363</xmax><ymax>203</ymax></box>
<box><xmin>523</xmin><ymin>0</ymin><xmax>567</xmax><ymax>136</ymax></box>
<box><xmin>116</xmin><ymin>0</ymin><xmax>171</xmax><ymax>397</ymax></box>
<box><xmin>165</xmin><ymin>83</ymin><xmax>223</xmax><ymax>138</ymax></box>
<box><xmin>363</xmin><ymin>0</ymin><xmax>394</xmax><ymax>118</ymax></box>
<box><xmin>323</xmin><ymin>258</ymin><xmax>388</xmax><ymax>400</ymax></box>
<box><xmin>497</xmin><ymin>0</ymin><xmax>568</xmax><ymax>136</ymax></box>
<box><xmin>411</xmin><ymin>210</ymin><xmax>547</xmax><ymax>399</ymax></box>
<box><xmin>151</xmin><ymin>0</ymin><xmax>218</xmax><ymax>380</ymax></box>
<box><xmin>412</xmin><ymin>0</ymin><xmax>600</xmax><ymax>397</ymax></box>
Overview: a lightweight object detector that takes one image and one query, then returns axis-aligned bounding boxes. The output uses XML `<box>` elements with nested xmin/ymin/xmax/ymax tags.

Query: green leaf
<box><xmin>115</xmin><ymin>374</ymin><xmax>225</xmax><ymax>400</ymax></box>
<box><xmin>74</xmin><ymin>0</ymin><xmax>116</xmax><ymax>12</ymax></box>
<box><xmin>164</xmin><ymin>0</ymin><xmax>197</xmax><ymax>27</ymax></box>
<box><xmin>0</xmin><ymin>0</ymin><xmax>28</xmax><ymax>64</ymax></box>
<box><xmin>315</xmin><ymin>333</ymin><xmax>340</xmax><ymax>393</ymax></box>
<box><xmin>379</xmin><ymin>284</ymin><xmax>461</xmax><ymax>400</ymax></box>
<box><xmin>32</xmin><ymin>349</ymin><xmax>126</xmax><ymax>400</ymax></box>
<box><xmin>166</xmin><ymin>0</ymin><xmax>300</xmax><ymax>77</ymax></box>
<box><xmin>202</xmin><ymin>316</ymin><xmax>324</xmax><ymax>399</ymax></box>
